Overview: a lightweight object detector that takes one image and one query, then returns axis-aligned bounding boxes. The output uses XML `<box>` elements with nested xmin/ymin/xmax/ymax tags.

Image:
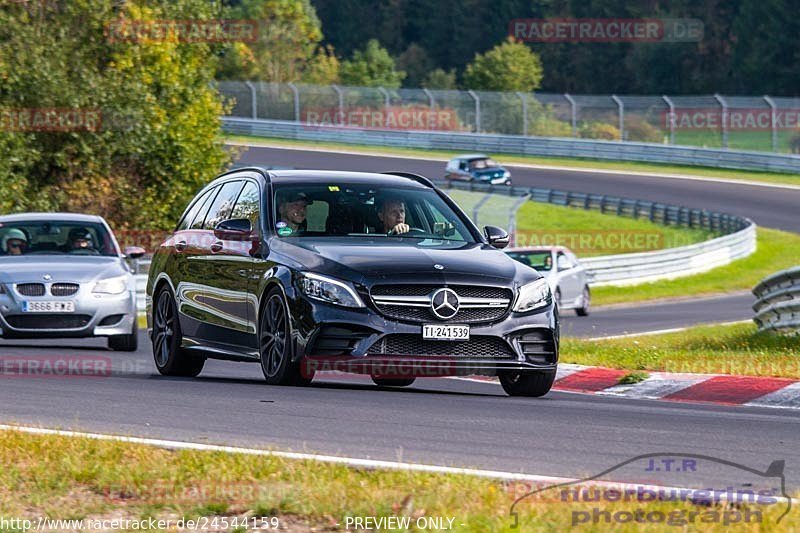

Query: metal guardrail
<box><xmin>753</xmin><ymin>267</ymin><xmax>800</xmax><ymax>334</ymax></box>
<box><xmin>132</xmin><ymin>180</ymin><xmax>756</xmax><ymax>310</ymax></box>
<box><xmin>222</xmin><ymin>117</ymin><xmax>800</xmax><ymax>174</ymax></box>
<box><xmin>439</xmin><ymin>180</ymin><xmax>756</xmax><ymax>286</ymax></box>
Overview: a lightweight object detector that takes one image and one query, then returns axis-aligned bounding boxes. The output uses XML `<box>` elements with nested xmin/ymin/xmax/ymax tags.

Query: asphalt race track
<box><xmin>2</xmin><ymin>144</ymin><xmax>798</xmax><ymax>490</ymax></box>
<box><xmin>234</xmin><ymin>144</ymin><xmax>800</xmax><ymax>233</ymax></box>
<box><xmin>1</xmin><ymin>332</ymin><xmax>799</xmax><ymax>491</ymax></box>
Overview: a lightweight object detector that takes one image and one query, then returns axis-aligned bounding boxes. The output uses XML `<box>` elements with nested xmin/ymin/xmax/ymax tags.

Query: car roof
<box><xmin>0</xmin><ymin>212</ymin><xmax>105</xmax><ymax>224</ymax></box>
<box><xmin>452</xmin><ymin>154</ymin><xmax>489</xmax><ymax>161</ymax></box>
<box><xmin>223</xmin><ymin>168</ymin><xmax>434</xmax><ymax>190</ymax></box>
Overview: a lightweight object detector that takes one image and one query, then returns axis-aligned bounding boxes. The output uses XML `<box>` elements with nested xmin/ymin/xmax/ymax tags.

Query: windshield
<box><xmin>0</xmin><ymin>221</ymin><xmax>118</xmax><ymax>257</ymax></box>
<box><xmin>272</xmin><ymin>183</ymin><xmax>476</xmax><ymax>243</ymax></box>
<box><xmin>507</xmin><ymin>251</ymin><xmax>553</xmax><ymax>271</ymax></box>
<box><xmin>469</xmin><ymin>158</ymin><xmax>498</xmax><ymax>169</ymax></box>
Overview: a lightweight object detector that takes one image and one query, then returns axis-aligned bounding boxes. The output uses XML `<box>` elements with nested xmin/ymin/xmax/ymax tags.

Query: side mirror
<box><xmin>484</xmin><ymin>225</ymin><xmax>509</xmax><ymax>249</ymax></box>
<box><xmin>123</xmin><ymin>246</ymin><xmax>146</xmax><ymax>260</ymax></box>
<box><xmin>214</xmin><ymin>218</ymin><xmax>253</xmax><ymax>241</ymax></box>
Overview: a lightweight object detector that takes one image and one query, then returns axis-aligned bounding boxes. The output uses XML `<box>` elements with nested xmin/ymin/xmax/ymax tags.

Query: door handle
<box><xmin>175</xmin><ymin>241</ymin><xmax>187</xmax><ymax>252</ymax></box>
<box><xmin>210</xmin><ymin>241</ymin><xmax>224</xmax><ymax>253</ymax></box>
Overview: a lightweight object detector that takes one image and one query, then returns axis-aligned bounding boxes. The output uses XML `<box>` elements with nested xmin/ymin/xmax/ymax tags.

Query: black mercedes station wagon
<box><xmin>146</xmin><ymin>168</ymin><xmax>559</xmax><ymax>396</ymax></box>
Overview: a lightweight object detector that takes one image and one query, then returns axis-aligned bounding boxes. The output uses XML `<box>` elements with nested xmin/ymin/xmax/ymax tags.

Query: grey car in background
<box><xmin>0</xmin><ymin>213</ymin><xmax>144</xmax><ymax>350</ymax></box>
<box><xmin>445</xmin><ymin>154</ymin><xmax>512</xmax><ymax>185</ymax></box>
<box><xmin>506</xmin><ymin>246</ymin><xmax>592</xmax><ymax>316</ymax></box>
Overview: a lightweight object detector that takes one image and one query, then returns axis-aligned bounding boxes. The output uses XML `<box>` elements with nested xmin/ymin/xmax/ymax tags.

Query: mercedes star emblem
<box><xmin>431</xmin><ymin>288</ymin><xmax>459</xmax><ymax>320</ymax></box>
<box><xmin>433</xmin><ymin>264</ymin><xmax>444</xmax><ymax>270</ymax></box>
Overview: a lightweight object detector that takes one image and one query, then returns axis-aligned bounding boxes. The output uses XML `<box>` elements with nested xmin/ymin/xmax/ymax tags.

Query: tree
<box><xmin>397</xmin><ymin>43</ymin><xmax>433</xmax><ymax>87</ymax></box>
<box><xmin>0</xmin><ymin>0</ymin><xmax>230</xmax><ymax>229</ymax></box>
<box><xmin>463</xmin><ymin>37</ymin><xmax>543</xmax><ymax>92</ymax></box>
<box><xmin>423</xmin><ymin>69</ymin><xmax>458</xmax><ymax>90</ymax></box>
<box><xmin>339</xmin><ymin>39</ymin><xmax>406</xmax><ymax>88</ymax></box>
<box><xmin>218</xmin><ymin>0</ymin><xmax>335</xmax><ymax>82</ymax></box>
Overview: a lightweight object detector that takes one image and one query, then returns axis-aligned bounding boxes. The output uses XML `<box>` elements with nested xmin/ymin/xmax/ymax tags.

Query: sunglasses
<box><xmin>8</xmin><ymin>241</ymin><xmax>25</xmax><ymax>249</ymax></box>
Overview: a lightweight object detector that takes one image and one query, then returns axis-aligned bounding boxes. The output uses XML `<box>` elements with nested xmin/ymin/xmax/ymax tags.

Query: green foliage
<box><xmin>422</xmin><ymin>68</ymin><xmax>458</xmax><ymax>90</ymax></box>
<box><xmin>0</xmin><ymin>0</ymin><xmax>230</xmax><ymax>230</ymax></box>
<box><xmin>217</xmin><ymin>0</ymin><xmax>335</xmax><ymax>83</ymax></box>
<box><xmin>578</xmin><ymin>122</ymin><xmax>621</xmax><ymax>141</ymax></box>
<box><xmin>396</xmin><ymin>43</ymin><xmax>434</xmax><ymax>88</ymax></box>
<box><xmin>463</xmin><ymin>37</ymin><xmax>543</xmax><ymax>92</ymax></box>
<box><xmin>340</xmin><ymin>39</ymin><xmax>406</xmax><ymax>88</ymax></box>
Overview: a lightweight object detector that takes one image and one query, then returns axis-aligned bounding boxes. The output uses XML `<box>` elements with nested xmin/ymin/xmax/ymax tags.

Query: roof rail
<box><xmin>219</xmin><ymin>165</ymin><xmax>273</xmax><ymax>181</ymax></box>
<box><xmin>381</xmin><ymin>171</ymin><xmax>434</xmax><ymax>188</ymax></box>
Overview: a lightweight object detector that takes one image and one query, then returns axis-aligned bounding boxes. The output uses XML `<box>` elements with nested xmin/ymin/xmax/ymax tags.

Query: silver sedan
<box><xmin>506</xmin><ymin>246</ymin><xmax>592</xmax><ymax>316</ymax></box>
<box><xmin>0</xmin><ymin>213</ymin><xmax>144</xmax><ymax>350</ymax></box>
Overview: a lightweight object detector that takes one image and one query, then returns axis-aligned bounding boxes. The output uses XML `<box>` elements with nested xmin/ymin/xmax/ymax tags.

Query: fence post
<box><xmin>662</xmin><ymin>95</ymin><xmax>675</xmax><ymax>145</ymax></box>
<box><xmin>244</xmin><ymin>81</ymin><xmax>257</xmax><ymax>119</ymax></box>
<box><xmin>516</xmin><ymin>91</ymin><xmax>528</xmax><ymax>136</ymax></box>
<box><xmin>468</xmin><ymin>90</ymin><xmax>481</xmax><ymax>133</ymax></box>
<box><xmin>287</xmin><ymin>82</ymin><xmax>300</xmax><ymax>122</ymax></box>
<box><xmin>612</xmin><ymin>95</ymin><xmax>624</xmax><ymax>141</ymax></box>
<box><xmin>714</xmin><ymin>94</ymin><xmax>729</xmax><ymax>149</ymax></box>
<box><xmin>764</xmin><ymin>95</ymin><xmax>778</xmax><ymax>153</ymax></box>
<box><xmin>423</xmin><ymin>88</ymin><xmax>435</xmax><ymax>111</ymax></box>
<box><xmin>377</xmin><ymin>86</ymin><xmax>391</xmax><ymax>111</ymax></box>
<box><xmin>331</xmin><ymin>84</ymin><xmax>344</xmax><ymax>125</ymax></box>
<box><xmin>564</xmin><ymin>93</ymin><xmax>577</xmax><ymax>137</ymax></box>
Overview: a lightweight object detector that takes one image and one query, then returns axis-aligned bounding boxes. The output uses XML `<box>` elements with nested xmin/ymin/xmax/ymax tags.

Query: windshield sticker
<box><xmin>277</xmin><ymin>227</ymin><xmax>293</xmax><ymax>236</ymax></box>
<box><xmin>328</xmin><ymin>185</ymin><xmax>340</xmax><ymax>192</ymax></box>
<box><xmin>276</xmin><ymin>221</ymin><xmax>287</xmax><ymax>229</ymax></box>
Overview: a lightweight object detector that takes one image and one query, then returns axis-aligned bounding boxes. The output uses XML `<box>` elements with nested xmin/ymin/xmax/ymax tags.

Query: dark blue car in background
<box><xmin>445</xmin><ymin>154</ymin><xmax>512</xmax><ymax>185</ymax></box>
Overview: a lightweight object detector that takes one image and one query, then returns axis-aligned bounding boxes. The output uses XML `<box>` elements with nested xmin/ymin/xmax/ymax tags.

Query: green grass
<box><xmin>1</xmin><ymin>429</ymin><xmax>796</xmax><ymax>531</ymax></box>
<box><xmin>563</xmin><ymin>322</ymin><xmax>800</xmax><ymax>378</ymax></box>
<box><xmin>514</xmin><ymin>201</ymin><xmax>715</xmax><ymax>256</ymax></box>
<box><xmin>591</xmin><ymin>228</ymin><xmax>800</xmax><ymax>305</ymax></box>
<box><xmin>226</xmin><ymin>134</ymin><xmax>800</xmax><ymax>187</ymax></box>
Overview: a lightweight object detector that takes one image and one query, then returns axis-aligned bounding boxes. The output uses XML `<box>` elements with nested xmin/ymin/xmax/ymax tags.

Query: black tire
<box><xmin>371</xmin><ymin>377</ymin><xmax>416</xmax><ymax>387</ymax></box>
<box><xmin>152</xmin><ymin>287</ymin><xmax>205</xmax><ymax>377</ymax></box>
<box><xmin>499</xmin><ymin>371</ymin><xmax>556</xmax><ymax>397</ymax></box>
<box><xmin>108</xmin><ymin>318</ymin><xmax>139</xmax><ymax>352</ymax></box>
<box><xmin>576</xmin><ymin>286</ymin><xmax>591</xmax><ymax>317</ymax></box>
<box><xmin>259</xmin><ymin>287</ymin><xmax>311</xmax><ymax>386</ymax></box>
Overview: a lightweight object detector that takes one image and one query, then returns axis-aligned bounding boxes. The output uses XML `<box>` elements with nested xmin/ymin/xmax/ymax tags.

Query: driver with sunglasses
<box><xmin>1</xmin><ymin>228</ymin><xmax>28</xmax><ymax>256</ymax></box>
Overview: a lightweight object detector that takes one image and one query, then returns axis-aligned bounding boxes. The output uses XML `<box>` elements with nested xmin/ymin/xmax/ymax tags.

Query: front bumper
<box><xmin>293</xmin><ymin>297</ymin><xmax>559</xmax><ymax>377</ymax></box>
<box><xmin>0</xmin><ymin>288</ymin><xmax>137</xmax><ymax>339</ymax></box>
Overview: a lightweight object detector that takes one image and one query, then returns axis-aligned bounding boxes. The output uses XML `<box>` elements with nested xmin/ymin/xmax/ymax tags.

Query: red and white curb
<box><xmin>459</xmin><ymin>364</ymin><xmax>800</xmax><ymax>410</ymax></box>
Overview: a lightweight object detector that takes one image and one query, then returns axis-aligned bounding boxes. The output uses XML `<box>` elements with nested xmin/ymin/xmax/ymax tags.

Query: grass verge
<box><xmin>562</xmin><ymin>322</ymin><xmax>800</xmax><ymax>378</ymax></box>
<box><xmin>514</xmin><ymin>201</ymin><xmax>715</xmax><ymax>256</ymax></box>
<box><xmin>0</xmin><ymin>430</ymin><xmax>795</xmax><ymax>531</ymax></box>
<box><xmin>226</xmin><ymin>134</ymin><xmax>800</xmax><ymax>188</ymax></box>
<box><xmin>590</xmin><ymin>228</ymin><xmax>800</xmax><ymax>305</ymax></box>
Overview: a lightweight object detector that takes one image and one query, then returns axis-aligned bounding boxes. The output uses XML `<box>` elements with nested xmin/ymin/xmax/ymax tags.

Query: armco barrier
<box><xmin>133</xmin><ymin>181</ymin><xmax>757</xmax><ymax>311</ymax></box>
<box><xmin>222</xmin><ymin>117</ymin><xmax>800</xmax><ymax>174</ymax></box>
<box><xmin>753</xmin><ymin>267</ymin><xmax>800</xmax><ymax>334</ymax></box>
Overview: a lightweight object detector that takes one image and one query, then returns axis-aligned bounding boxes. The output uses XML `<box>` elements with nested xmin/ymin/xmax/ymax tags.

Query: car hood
<box><xmin>271</xmin><ymin>237</ymin><xmax>539</xmax><ymax>286</ymax></box>
<box><xmin>0</xmin><ymin>256</ymin><xmax>128</xmax><ymax>285</ymax></box>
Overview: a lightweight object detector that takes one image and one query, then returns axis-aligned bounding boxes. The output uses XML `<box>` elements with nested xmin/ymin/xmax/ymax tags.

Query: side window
<box><xmin>556</xmin><ymin>252</ymin><xmax>573</xmax><ymax>270</ymax></box>
<box><xmin>230</xmin><ymin>181</ymin><xmax>261</xmax><ymax>229</ymax></box>
<box><xmin>190</xmin><ymin>186</ymin><xmax>219</xmax><ymax>230</ymax></box>
<box><xmin>204</xmin><ymin>181</ymin><xmax>245</xmax><ymax>230</ymax></box>
<box><xmin>178</xmin><ymin>188</ymin><xmax>215</xmax><ymax>231</ymax></box>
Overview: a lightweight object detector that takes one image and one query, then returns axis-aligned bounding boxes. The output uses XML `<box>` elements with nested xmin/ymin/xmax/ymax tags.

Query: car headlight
<box><xmin>513</xmin><ymin>278</ymin><xmax>552</xmax><ymax>313</ymax></box>
<box><xmin>299</xmin><ymin>273</ymin><xmax>365</xmax><ymax>308</ymax></box>
<box><xmin>92</xmin><ymin>275</ymin><xmax>128</xmax><ymax>295</ymax></box>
